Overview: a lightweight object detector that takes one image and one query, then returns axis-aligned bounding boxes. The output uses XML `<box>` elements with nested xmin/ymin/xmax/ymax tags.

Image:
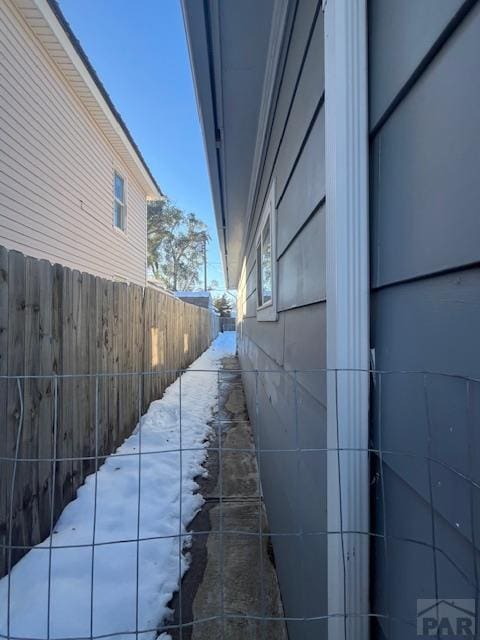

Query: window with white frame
<box><xmin>256</xmin><ymin>181</ymin><xmax>277</xmax><ymax>321</ymax></box>
<box><xmin>257</xmin><ymin>216</ymin><xmax>272</xmax><ymax>307</ymax></box>
<box><xmin>113</xmin><ymin>171</ymin><xmax>126</xmax><ymax>231</ymax></box>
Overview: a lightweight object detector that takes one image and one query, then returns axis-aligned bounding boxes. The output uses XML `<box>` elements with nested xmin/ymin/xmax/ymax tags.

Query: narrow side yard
<box><xmin>0</xmin><ymin>333</ymin><xmax>235</xmax><ymax>640</ymax></box>
<box><xmin>166</xmin><ymin>355</ymin><xmax>287</xmax><ymax>639</ymax></box>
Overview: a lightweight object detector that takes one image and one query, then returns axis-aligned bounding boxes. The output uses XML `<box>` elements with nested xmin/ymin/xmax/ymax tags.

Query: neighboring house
<box><xmin>0</xmin><ymin>0</ymin><xmax>161</xmax><ymax>286</ymax></box>
<box><xmin>174</xmin><ymin>290</ymin><xmax>213</xmax><ymax>311</ymax></box>
<box><xmin>183</xmin><ymin>1</ymin><xmax>480</xmax><ymax>640</ymax></box>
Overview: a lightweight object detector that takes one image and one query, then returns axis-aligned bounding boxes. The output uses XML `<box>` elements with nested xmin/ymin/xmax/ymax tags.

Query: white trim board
<box><xmin>255</xmin><ymin>180</ymin><xmax>278</xmax><ymax>322</ymax></box>
<box><xmin>324</xmin><ymin>0</ymin><xmax>370</xmax><ymax>638</ymax></box>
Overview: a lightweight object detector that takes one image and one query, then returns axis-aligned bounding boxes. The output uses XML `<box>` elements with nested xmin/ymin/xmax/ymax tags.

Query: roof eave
<box><xmin>181</xmin><ymin>0</ymin><xmax>230</xmax><ymax>287</ymax></box>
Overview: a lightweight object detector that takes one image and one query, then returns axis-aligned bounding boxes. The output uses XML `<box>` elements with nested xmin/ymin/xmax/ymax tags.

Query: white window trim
<box><xmin>113</xmin><ymin>170</ymin><xmax>127</xmax><ymax>233</ymax></box>
<box><xmin>324</xmin><ymin>1</ymin><xmax>369</xmax><ymax>639</ymax></box>
<box><xmin>256</xmin><ymin>223</ymin><xmax>273</xmax><ymax>311</ymax></box>
<box><xmin>256</xmin><ymin>181</ymin><xmax>277</xmax><ymax>321</ymax></box>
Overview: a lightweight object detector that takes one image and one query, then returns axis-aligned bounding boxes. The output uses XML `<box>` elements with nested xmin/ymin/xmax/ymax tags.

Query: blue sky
<box><xmin>58</xmin><ymin>0</ymin><xmax>225</xmax><ymax>289</ymax></box>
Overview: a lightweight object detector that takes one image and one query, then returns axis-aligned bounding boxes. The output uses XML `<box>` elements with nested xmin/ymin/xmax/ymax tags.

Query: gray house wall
<box><xmin>236</xmin><ymin>1</ymin><xmax>327</xmax><ymax>638</ymax></box>
<box><xmin>369</xmin><ymin>1</ymin><xmax>480</xmax><ymax>637</ymax></box>
<box><xmin>228</xmin><ymin>0</ymin><xmax>480</xmax><ymax>636</ymax></box>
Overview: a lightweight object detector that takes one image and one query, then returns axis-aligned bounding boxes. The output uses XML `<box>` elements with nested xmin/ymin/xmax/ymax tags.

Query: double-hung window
<box><xmin>113</xmin><ymin>171</ymin><xmax>126</xmax><ymax>231</ymax></box>
<box><xmin>256</xmin><ymin>181</ymin><xmax>277</xmax><ymax>321</ymax></box>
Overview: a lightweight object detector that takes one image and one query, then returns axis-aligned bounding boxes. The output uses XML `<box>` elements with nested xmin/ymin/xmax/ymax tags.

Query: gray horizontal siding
<box><xmin>274</xmin><ymin>12</ymin><xmax>324</xmax><ymax>203</ymax></box>
<box><xmin>368</xmin><ymin>0</ymin><xmax>465</xmax><ymax>129</ymax></box>
<box><xmin>278</xmin><ymin>207</ymin><xmax>326</xmax><ymax>311</ymax></box>
<box><xmin>371</xmin><ymin>457</ymin><xmax>479</xmax><ymax>639</ymax></box>
<box><xmin>369</xmin><ymin>2</ymin><xmax>480</xmax><ymax>633</ymax></box>
<box><xmin>371</xmin><ymin>267</ymin><xmax>480</xmax><ymax>547</ymax></box>
<box><xmin>242</xmin><ymin>314</ymin><xmax>286</xmax><ymax>367</ymax></box>
<box><xmin>283</xmin><ymin>302</ymin><xmax>327</xmax><ymax>405</ymax></box>
<box><xmin>277</xmin><ymin>106</ymin><xmax>325</xmax><ymax>256</ymax></box>
<box><xmin>245</xmin><ymin>291</ymin><xmax>257</xmax><ymax>319</ymax></box>
<box><xmin>246</xmin><ymin>263</ymin><xmax>256</xmax><ymax>299</ymax></box>
<box><xmin>244</xmin><ymin>6</ymin><xmax>325</xmax><ymax>315</ymax></box>
<box><xmin>370</xmin><ymin>273</ymin><xmax>480</xmax><ymax>639</ymax></box>
<box><xmin>239</xmin><ymin>335</ymin><xmax>327</xmax><ymax>639</ymax></box>
<box><xmin>245</xmin><ymin>246</ymin><xmax>256</xmax><ymax>292</ymax></box>
<box><xmin>245</xmin><ymin>1</ymin><xmax>324</xmax><ymax>263</ymax></box>
<box><xmin>371</xmin><ymin>2</ymin><xmax>480</xmax><ymax>288</ymax></box>
<box><xmin>372</xmin><ymin>268</ymin><xmax>480</xmax><ymax>380</ymax></box>
<box><xmin>251</xmin><ymin>0</ymin><xmax>321</xmax><ymax>239</ymax></box>
<box><xmin>371</xmin><ymin>464</ymin><xmax>443</xmax><ymax>639</ymax></box>
<box><xmin>238</xmin><ymin>2</ymin><xmax>326</xmax><ymax>637</ymax></box>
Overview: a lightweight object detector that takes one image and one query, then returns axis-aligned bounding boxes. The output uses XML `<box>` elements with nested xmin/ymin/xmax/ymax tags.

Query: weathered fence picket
<box><xmin>0</xmin><ymin>246</ymin><xmax>219</xmax><ymax>576</ymax></box>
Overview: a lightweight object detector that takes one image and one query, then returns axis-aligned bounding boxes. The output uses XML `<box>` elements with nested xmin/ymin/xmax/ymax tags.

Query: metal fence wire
<box><xmin>0</xmin><ymin>364</ymin><xmax>479</xmax><ymax>640</ymax></box>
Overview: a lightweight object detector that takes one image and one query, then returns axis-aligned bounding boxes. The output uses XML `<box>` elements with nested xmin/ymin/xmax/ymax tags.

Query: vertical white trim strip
<box><xmin>324</xmin><ymin>0</ymin><xmax>369</xmax><ymax>638</ymax></box>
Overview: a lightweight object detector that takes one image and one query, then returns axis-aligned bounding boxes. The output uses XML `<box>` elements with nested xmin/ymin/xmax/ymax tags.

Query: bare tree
<box><xmin>147</xmin><ymin>198</ymin><xmax>209</xmax><ymax>291</ymax></box>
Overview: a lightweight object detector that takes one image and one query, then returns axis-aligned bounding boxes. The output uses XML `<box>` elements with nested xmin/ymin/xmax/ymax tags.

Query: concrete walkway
<box><xmin>167</xmin><ymin>356</ymin><xmax>287</xmax><ymax>639</ymax></box>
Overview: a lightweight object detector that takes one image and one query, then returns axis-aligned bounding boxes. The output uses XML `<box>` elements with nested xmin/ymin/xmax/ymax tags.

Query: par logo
<box><xmin>417</xmin><ymin>599</ymin><xmax>476</xmax><ymax>636</ymax></box>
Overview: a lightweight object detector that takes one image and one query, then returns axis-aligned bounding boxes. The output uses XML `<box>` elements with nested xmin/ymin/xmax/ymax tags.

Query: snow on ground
<box><xmin>0</xmin><ymin>332</ymin><xmax>236</xmax><ymax>640</ymax></box>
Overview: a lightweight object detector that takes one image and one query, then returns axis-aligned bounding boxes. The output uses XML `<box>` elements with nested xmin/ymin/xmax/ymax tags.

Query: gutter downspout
<box><xmin>324</xmin><ymin>0</ymin><xmax>370</xmax><ymax>638</ymax></box>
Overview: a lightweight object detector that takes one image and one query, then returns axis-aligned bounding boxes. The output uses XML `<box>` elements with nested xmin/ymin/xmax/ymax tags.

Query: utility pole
<box><xmin>203</xmin><ymin>236</ymin><xmax>207</xmax><ymax>291</ymax></box>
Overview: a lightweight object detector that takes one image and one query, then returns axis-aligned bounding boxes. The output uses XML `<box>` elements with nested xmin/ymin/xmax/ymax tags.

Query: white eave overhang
<box><xmin>13</xmin><ymin>0</ymin><xmax>162</xmax><ymax>200</ymax></box>
<box><xmin>182</xmin><ymin>0</ymin><xmax>283</xmax><ymax>289</ymax></box>
<box><xmin>181</xmin><ymin>0</ymin><xmax>228</xmax><ymax>283</ymax></box>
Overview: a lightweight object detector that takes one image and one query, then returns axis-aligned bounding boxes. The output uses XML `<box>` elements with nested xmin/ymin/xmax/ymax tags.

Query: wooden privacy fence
<box><xmin>0</xmin><ymin>246</ymin><xmax>219</xmax><ymax>575</ymax></box>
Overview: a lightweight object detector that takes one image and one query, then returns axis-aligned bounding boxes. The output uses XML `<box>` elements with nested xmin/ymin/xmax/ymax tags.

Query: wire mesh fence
<box><xmin>0</xmin><ymin>362</ymin><xmax>479</xmax><ymax>640</ymax></box>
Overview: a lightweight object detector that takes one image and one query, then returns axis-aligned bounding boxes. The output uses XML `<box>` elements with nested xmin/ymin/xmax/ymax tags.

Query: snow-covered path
<box><xmin>0</xmin><ymin>332</ymin><xmax>236</xmax><ymax>640</ymax></box>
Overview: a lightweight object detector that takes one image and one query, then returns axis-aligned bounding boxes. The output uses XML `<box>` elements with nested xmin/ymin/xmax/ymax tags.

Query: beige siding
<box><xmin>0</xmin><ymin>0</ymin><xmax>148</xmax><ymax>285</ymax></box>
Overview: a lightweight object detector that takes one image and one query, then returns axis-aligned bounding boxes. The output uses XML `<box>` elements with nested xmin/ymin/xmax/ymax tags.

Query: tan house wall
<box><xmin>0</xmin><ymin>0</ymin><xmax>149</xmax><ymax>285</ymax></box>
